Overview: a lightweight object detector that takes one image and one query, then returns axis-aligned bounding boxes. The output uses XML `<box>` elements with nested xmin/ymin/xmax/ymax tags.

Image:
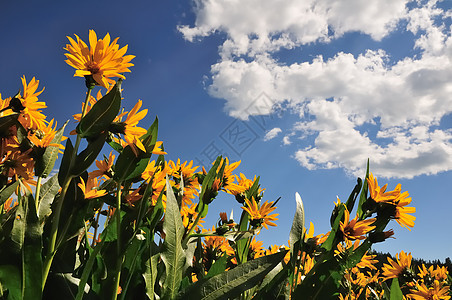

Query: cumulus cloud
<box><xmin>181</xmin><ymin>0</ymin><xmax>452</xmax><ymax>178</ymax></box>
<box><xmin>264</xmin><ymin>127</ymin><xmax>282</xmax><ymax>141</ymax></box>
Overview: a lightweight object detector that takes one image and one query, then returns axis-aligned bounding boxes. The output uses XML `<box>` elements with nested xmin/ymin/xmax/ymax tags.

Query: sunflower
<box><xmin>110</xmin><ymin>100</ymin><xmax>147</xmax><ymax>156</ymax></box>
<box><xmin>339</xmin><ymin>207</ymin><xmax>376</xmax><ymax>241</ymax></box>
<box><xmin>89</xmin><ymin>151</ymin><xmax>115</xmax><ymax>180</ymax></box>
<box><xmin>392</xmin><ymin>190</ymin><xmax>416</xmax><ymax>230</ymax></box>
<box><xmin>64</xmin><ymin>30</ymin><xmax>135</xmax><ymax>88</ymax></box>
<box><xmin>27</xmin><ymin>118</ymin><xmax>60</xmax><ymax>149</ymax></box>
<box><xmin>241</xmin><ymin>197</ymin><xmax>278</xmax><ymax>229</ymax></box>
<box><xmin>367</xmin><ymin>173</ymin><xmax>401</xmax><ymax>203</ymax></box>
<box><xmin>381</xmin><ymin>250</ymin><xmax>412</xmax><ymax>281</ymax></box>
<box><xmin>13</xmin><ymin>76</ymin><xmax>47</xmax><ymax>131</ymax></box>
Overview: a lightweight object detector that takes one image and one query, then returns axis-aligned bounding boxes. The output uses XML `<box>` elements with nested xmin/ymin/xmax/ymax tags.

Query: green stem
<box><xmin>42</xmin><ymin>86</ymin><xmax>93</xmax><ymax>291</ymax></box>
<box><xmin>182</xmin><ymin>202</ymin><xmax>205</xmax><ymax>246</ymax></box>
<box><xmin>112</xmin><ymin>181</ymin><xmax>123</xmax><ymax>300</ymax></box>
<box><xmin>91</xmin><ymin>209</ymin><xmax>101</xmax><ymax>247</ymax></box>
<box><xmin>35</xmin><ymin>176</ymin><xmax>42</xmax><ymax>212</ymax></box>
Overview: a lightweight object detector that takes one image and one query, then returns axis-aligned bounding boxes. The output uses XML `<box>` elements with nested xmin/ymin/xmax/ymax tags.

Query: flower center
<box><xmin>86</xmin><ymin>61</ymin><xmax>100</xmax><ymax>74</ymax></box>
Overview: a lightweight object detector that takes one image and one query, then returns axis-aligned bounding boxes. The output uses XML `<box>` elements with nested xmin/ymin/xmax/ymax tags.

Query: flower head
<box><xmin>64</xmin><ymin>30</ymin><xmax>135</xmax><ymax>88</ymax></box>
<box><xmin>407</xmin><ymin>280</ymin><xmax>451</xmax><ymax>300</ymax></box>
<box><xmin>12</xmin><ymin>76</ymin><xmax>47</xmax><ymax>131</ymax></box>
<box><xmin>241</xmin><ymin>197</ymin><xmax>278</xmax><ymax>229</ymax></box>
<box><xmin>382</xmin><ymin>250</ymin><xmax>412</xmax><ymax>281</ymax></box>
<box><xmin>339</xmin><ymin>207</ymin><xmax>376</xmax><ymax>241</ymax></box>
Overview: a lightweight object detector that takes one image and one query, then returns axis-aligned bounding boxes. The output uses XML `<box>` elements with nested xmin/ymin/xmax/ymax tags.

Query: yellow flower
<box><xmin>28</xmin><ymin>119</ymin><xmax>62</xmax><ymax>149</ymax></box>
<box><xmin>110</xmin><ymin>100</ymin><xmax>148</xmax><ymax>156</ymax></box>
<box><xmin>64</xmin><ymin>30</ymin><xmax>135</xmax><ymax>88</ymax></box>
<box><xmin>367</xmin><ymin>173</ymin><xmax>401</xmax><ymax>203</ymax></box>
<box><xmin>382</xmin><ymin>250</ymin><xmax>412</xmax><ymax>281</ymax></box>
<box><xmin>407</xmin><ymin>280</ymin><xmax>451</xmax><ymax>300</ymax></box>
<box><xmin>78</xmin><ymin>177</ymin><xmax>107</xmax><ymax>199</ymax></box>
<box><xmin>89</xmin><ymin>151</ymin><xmax>115</xmax><ymax>180</ymax></box>
<box><xmin>339</xmin><ymin>207</ymin><xmax>376</xmax><ymax>241</ymax></box>
<box><xmin>13</xmin><ymin>76</ymin><xmax>47</xmax><ymax>131</ymax></box>
<box><xmin>392</xmin><ymin>190</ymin><xmax>416</xmax><ymax>231</ymax></box>
<box><xmin>241</xmin><ymin>197</ymin><xmax>278</xmax><ymax>229</ymax></box>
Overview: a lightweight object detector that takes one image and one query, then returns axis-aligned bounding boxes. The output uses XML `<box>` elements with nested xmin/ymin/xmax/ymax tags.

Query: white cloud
<box><xmin>181</xmin><ymin>0</ymin><xmax>452</xmax><ymax>178</ymax></box>
<box><xmin>264</xmin><ymin>127</ymin><xmax>282</xmax><ymax>141</ymax></box>
<box><xmin>283</xmin><ymin>135</ymin><xmax>292</xmax><ymax>145</ymax></box>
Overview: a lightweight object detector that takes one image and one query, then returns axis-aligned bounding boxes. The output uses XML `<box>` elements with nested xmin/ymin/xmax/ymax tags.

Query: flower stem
<box><xmin>112</xmin><ymin>181</ymin><xmax>123</xmax><ymax>300</ymax></box>
<box><xmin>42</xmin><ymin>86</ymin><xmax>93</xmax><ymax>291</ymax></box>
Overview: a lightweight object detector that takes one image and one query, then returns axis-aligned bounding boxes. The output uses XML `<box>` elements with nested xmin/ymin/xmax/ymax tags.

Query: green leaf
<box><xmin>289</xmin><ymin>192</ymin><xmax>305</xmax><ymax>258</ymax></box>
<box><xmin>21</xmin><ymin>189</ymin><xmax>42</xmax><ymax>299</ymax></box>
<box><xmin>11</xmin><ymin>193</ymin><xmax>26</xmax><ymax>251</ymax></box>
<box><xmin>345</xmin><ymin>178</ymin><xmax>362</xmax><ymax>214</ymax></box>
<box><xmin>161</xmin><ymin>177</ymin><xmax>186</xmax><ymax>300</ymax></box>
<box><xmin>390</xmin><ymin>278</ymin><xmax>403</xmax><ymax>300</ymax></box>
<box><xmin>178</xmin><ymin>250</ymin><xmax>288</xmax><ymax>300</ymax></box>
<box><xmin>37</xmin><ymin>173</ymin><xmax>60</xmax><ymax>222</ymax></box>
<box><xmin>113</xmin><ymin>144</ymin><xmax>150</xmax><ymax>182</ymax></box>
<box><xmin>357</xmin><ymin>159</ymin><xmax>370</xmax><ymax>218</ymax></box>
<box><xmin>292</xmin><ymin>254</ymin><xmax>342</xmax><ymax>300</ymax></box>
<box><xmin>34</xmin><ymin>121</ymin><xmax>68</xmax><ymax>178</ymax></box>
<box><xmin>58</xmin><ymin>138</ymin><xmax>74</xmax><ymax>186</ymax></box>
<box><xmin>76</xmin><ymin>79</ymin><xmax>122</xmax><ymax>138</ymax></box>
<box><xmin>75</xmin><ymin>239</ymin><xmax>105</xmax><ymax>300</ymax></box>
<box><xmin>144</xmin><ymin>253</ymin><xmax>160</xmax><ymax>300</ymax></box>
<box><xmin>0</xmin><ymin>114</ymin><xmax>19</xmax><ymax>135</ymax></box>
<box><xmin>321</xmin><ymin>204</ymin><xmax>345</xmax><ymax>252</ymax></box>
<box><xmin>204</xmin><ymin>254</ymin><xmax>228</xmax><ymax>280</ymax></box>
<box><xmin>236</xmin><ymin>210</ymin><xmax>250</xmax><ymax>264</ymax></box>
<box><xmin>0</xmin><ymin>180</ymin><xmax>19</xmax><ymax>206</ymax></box>
<box><xmin>71</xmin><ymin>131</ymin><xmax>107</xmax><ymax>176</ymax></box>
<box><xmin>140</xmin><ymin>116</ymin><xmax>159</xmax><ymax>154</ymax></box>
<box><xmin>253</xmin><ymin>263</ymin><xmax>288</xmax><ymax>300</ymax></box>
<box><xmin>0</xmin><ymin>265</ymin><xmax>21</xmax><ymax>300</ymax></box>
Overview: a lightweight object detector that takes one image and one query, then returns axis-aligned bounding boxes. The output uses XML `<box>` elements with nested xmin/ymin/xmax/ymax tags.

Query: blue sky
<box><xmin>1</xmin><ymin>0</ymin><xmax>452</xmax><ymax>261</ymax></box>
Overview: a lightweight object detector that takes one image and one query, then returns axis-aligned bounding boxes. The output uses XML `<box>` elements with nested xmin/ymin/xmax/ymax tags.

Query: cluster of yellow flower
<box><xmin>339</xmin><ymin>250</ymin><xmax>450</xmax><ymax>299</ymax></box>
<box><xmin>1</xmin><ymin>29</ymin><xmax>447</xmax><ymax>299</ymax></box>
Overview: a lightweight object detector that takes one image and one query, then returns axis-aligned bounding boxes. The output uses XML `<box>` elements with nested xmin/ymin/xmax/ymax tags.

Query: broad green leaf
<box><xmin>253</xmin><ymin>263</ymin><xmax>288</xmax><ymax>300</ymax></box>
<box><xmin>71</xmin><ymin>131</ymin><xmax>107</xmax><ymax>176</ymax></box>
<box><xmin>321</xmin><ymin>204</ymin><xmax>345</xmax><ymax>252</ymax></box>
<box><xmin>204</xmin><ymin>254</ymin><xmax>228</xmax><ymax>280</ymax></box>
<box><xmin>390</xmin><ymin>278</ymin><xmax>403</xmax><ymax>300</ymax></box>
<box><xmin>11</xmin><ymin>193</ymin><xmax>26</xmax><ymax>251</ymax></box>
<box><xmin>197</xmin><ymin>156</ymin><xmax>222</xmax><ymax>208</ymax></box>
<box><xmin>58</xmin><ymin>138</ymin><xmax>74</xmax><ymax>186</ymax></box>
<box><xmin>345</xmin><ymin>178</ymin><xmax>362</xmax><ymax>214</ymax></box>
<box><xmin>0</xmin><ymin>114</ymin><xmax>19</xmax><ymax>135</ymax></box>
<box><xmin>113</xmin><ymin>144</ymin><xmax>150</xmax><ymax>182</ymax></box>
<box><xmin>357</xmin><ymin>159</ymin><xmax>370</xmax><ymax>218</ymax></box>
<box><xmin>140</xmin><ymin>116</ymin><xmax>159</xmax><ymax>154</ymax></box>
<box><xmin>37</xmin><ymin>173</ymin><xmax>59</xmax><ymax>222</ymax></box>
<box><xmin>0</xmin><ymin>180</ymin><xmax>19</xmax><ymax>206</ymax></box>
<box><xmin>292</xmin><ymin>254</ymin><xmax>342</xmax><ymax>299</ymax></box>
<box><xmin>144</xmin><ymin>253</ymin><xmax>159</xmax><ymax>300</ymax></box>
<box><xmin>236</xmin><ymin>210</ymin><xmax>250</xmax><ymax>264</ymax></box>
<box><xmin>289</xmin><ymin>192</ymin><xmax>305</xmax><ymax>257</ymax></box>
<box><xmin>161</xmin><ymin>177</ymin><xmax>186</xmax><ymax>300</ymax></box>
<box><xmin>76</xmin><ymin>79</ymin><xmax>122</xmax><ymax>138</ymax></box>
<box><xmin>21</xmin><ymin>189</ymin><xmax>42</xmax><ymax>299</ymax></box>
<box><xmin>0</xmin><ymin>265</ymin><xmax>21</xmax><ymax>300</ymax></box>
<box><xmin>34</xmin><ymin>121</ymin><xmax>68</xmax><ymax>178</ymax></box>
<box><xmin>178</xmin><ymin>250</ymin><xmax>288</xmax><ymax>300</ymax></box>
